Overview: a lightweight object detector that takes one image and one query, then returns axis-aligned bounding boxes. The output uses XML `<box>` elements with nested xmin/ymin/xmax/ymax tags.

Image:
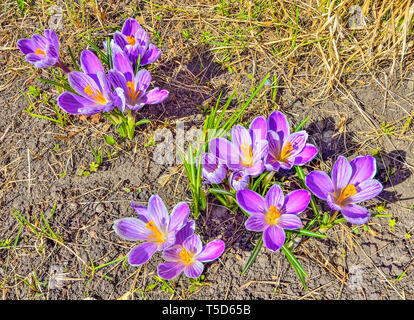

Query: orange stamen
<box><xmin>336</xmin><ymin>184</ymin><xmax>357</xmax><ymax>205</ymax></box>
<box><xmin>179</xmin><ymin>248</ymin><xmax>194</xmax><ymax>265</ymax></box>
<box><xmin>279</xmin><ymin>142</ymin><xmax>293</xmax><ymax>161</ymax></box>
<box><xmin>240</xmin><ymin>142</ymin><xmax>253</xmax><ymax>167</ymax></box>
<box><xmin>265</xmin><ymin>205</ymin><xmax>281</xmax><ymax>225</ymax></box>
<box><xmin>126</xmin><ymin>36</ymin><xmax>136</xmax><ymax>46</ymax></box>
<box><xmin>35</xmin><ymin>48</ymin><xmax>46</xmax><ymax>57</ymax></box>
<box><xmin>145</xmin><ymin>220</ymin><xmax>166</xmax><ymax>244</ymax></box>
<box><xmin>127</xmin><ymin>81</ymin><xmax>140</xmax><ymax>102</ymax></box>
<box><xmin>84</xmin><ymin>85</ymin><xmax>108</xmax><ymax>105</ymax></box>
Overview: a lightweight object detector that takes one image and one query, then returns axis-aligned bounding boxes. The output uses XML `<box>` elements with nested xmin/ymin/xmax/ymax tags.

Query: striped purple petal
<box><xmin>278</xmin><ymin>214</ymin><xmax>302</xmax><ymax>230</ymax></box>
<box><xmin>197</xmin><ymin>239</ymin><xmax>225</xmax><ymax>262</ymax></box>
<box><xmin>147</xmin><ymin>195</ymin><xmax>169</xmax><ymax>228</ymax></box>
<box><xmin>128</xmin><ymin>242</ymin><xmax>158</xmax><ymax>266</ymax></box>
<box><xmin>268</xmin><ymin>111</ymin><xmax>290</xmax><ymax>142</ymax></box>
<box><xmin>349</xmin><ymin>155</ymin><xmax>377</xmax><ymax>186</ymax></box>
<box><xmin>168</xmin><ymin>202</ymin><xmax>190</xmax><ymax>232</ymax></box>
<box><xmin>113</xmin><ymin>217</ymin><xmax>150</xmax><ymax>241</ymax></box>
<box><xmin>245</xmin><ymin>214</ymin><xmax>267</xmax><ymax>232</ymax></box>
<box><xmin>347</xmin><ymin>179</ymin><xmax>383</xmax><ymax>204</ymax></box>
<box><xmin>265</xmin><ymin>184</ymin><xmax>285</xmax><ymax>210</ymax></box>
<box><xmin>332</xmin><ymin>156</ymin><xmax>352</xmax><ymax>191</ymax></box>
<box><xmin>236</xmin><ymin>189</ymin><xmax>266</xmax><ymax>215</ymax></box>
<box><xmin>341</xmin><ymin>204</ymin><xmax>370</xmax><ymax>225</ymax></box>
<box><xmin>282</xmin><ymin>189</ymin><xmax>310</xmax><ymax>215</ymax></box>
<box><xmin>183</xmin><ymin>234</ymin><xmax>203</xmax><ymax>255</ymax></box>
<box><xmin>158</xmin><ymin>262</ymin><xmax>185</xmax><ymax>280</ymax></box>
<box><xmin>184</xmin><ymin>261</ymin><xmax>204</xmax><ymax>278</ymax></box>
<box><xmin>263</xmin><ymin>225</ymin><xmax>285</xmax><ymax>252</ymax></box>
<box><xmin>305</xmin><ymin>170</ymin><xmax>334</xmax><ymax>201</ymax></box>
<box><xmin>140</xmin><ymin>44</ymin><xmax>161</xmax><ymax>66</ymax></box>
<box><xmin>293</xmin><ymin>144</ymin><xmax>318</xmax><ymax>166</ymax></box>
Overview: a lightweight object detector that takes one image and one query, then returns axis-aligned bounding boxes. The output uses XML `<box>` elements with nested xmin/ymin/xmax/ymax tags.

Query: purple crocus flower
<box><xmin>111</xmin><ymin>18</ymin><xmax>161</xmax><ymax>68</ymax></box>
<box><xmin>16</xmin><ymin>29</ymin><xmax>66</xmax><ymax>70</ymax></box>
<box><xmin>265</xmin><ymin>111</ymin><xmax>318</xmax><ymax>171</ymax></box>
<box><xmin>158</xmin><ymin>234</ymin><xmax>225</xmax><ymax>280</ymax></box>
<box><xmin>109</xmin><ymin>45</ymin><xmax>168</xmax><ymax>111</ymax></box>
<box><xmin>209</xmin><ymin>116</ymin><xmax>268</xmax><ymax>189</ymax></box>
<box><xmin>201</xmin><ymin>153</ymin><xmax>228</xmax><ymax>184</ymax></box>
<box><xmin>113</xmin><ymin>195</ymin><xmax>190</xmax><ymax>266</ymax></box>
<box><xmin>305</xmin><ymin>155</ymin><xmax>383</xmax><ymax>225</ymax></box>
<box><xmin>58</xmin><ymin>50</ymin><xmax>125</xmax><ymax>115</ymax></box>
<box><xmin>236</xmin><ymin>184</ymin><xmax>310</xmax><ymax>252</ymax></box>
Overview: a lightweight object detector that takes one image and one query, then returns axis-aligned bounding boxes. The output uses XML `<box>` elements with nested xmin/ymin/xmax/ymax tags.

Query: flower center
<box><xmin>265</xmin><ymin>205</ymin><xmax>281</xmax><ymax>225</ymax></box>
<box><xmin>145</xmin><ymin>220</ymin><xmax>166</xmax><ymax>244</ymax></box>
<box><xmin>35</xmin><ymin>48</ymin><xmax>46</xmax><ymax>57</ymax></box>
<box><xmin>335</xmin><ymin>184</ymin><xmax>357</xmax><ymax>205</ymax></box>
<box><xmin>279</xmin><ymin>142</ymin><xmax>293</xmax><ymax>161</ymax></box>
<box><xmin>179</xmin><ymin>247</ymin><xmax>194</xmax><ymax>266</ymax></box>
<box><xmin>84</xmin><ymin>85</ymin><xmax>108</xmax><ymax>105</ymax></box>
<box><xmin>126</xmin><ymin>36</ymin><xmax>136</xmax><ymax>46</ymax></box>
<box><xmin>126</xmin><ymin>81</ymin><xmax>140</xmax><ymax>102</ymax></box>
<box><xmin>240</xmin><ymin>142</ymin><xmax>253</xmax><ymax>167</ymax></box>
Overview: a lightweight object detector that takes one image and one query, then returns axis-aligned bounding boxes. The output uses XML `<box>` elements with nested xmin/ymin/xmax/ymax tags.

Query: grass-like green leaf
<box><xmin>241</xmin><ymin>235</ymin><xmax>263</xmax><ymax>276</ymax></box>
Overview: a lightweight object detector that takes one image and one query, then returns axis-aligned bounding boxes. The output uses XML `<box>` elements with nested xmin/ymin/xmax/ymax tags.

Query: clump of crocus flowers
<box><xmin>113</xmin><ymin>195</ymin><xmax>225</xmax><ymax>280</ymax></box>
<box><xmin>17</xmin><ymin>19</ymin><xmax>168</xmax><ymax>139</ymax></box>
<box><xmin>201</xmin><ymin>110</ymin><xmax>384</xmax><ymax>254</ymax></box>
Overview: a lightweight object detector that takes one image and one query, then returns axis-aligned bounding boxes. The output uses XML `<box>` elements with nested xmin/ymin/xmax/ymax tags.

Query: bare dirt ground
<box><xmin>1</xmin><ymin>0</ymin><xmax>414</xmax><ymax>300</ymax></box>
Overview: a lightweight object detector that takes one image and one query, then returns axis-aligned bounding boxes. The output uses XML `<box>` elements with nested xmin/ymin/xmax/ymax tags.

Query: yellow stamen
<box><xmin>126</xmin><ymin>81</ymin><xmax>140</xmax><ymax>102</ymax></box>
<box><xmin>336</xmin><ymin>184</ymin><xmax>357</xmax><ymax>205</ymax></box>
<box><xmin>126</xmin><ymin>36</ymin><xmax>136</xmax><ymax>46</ymax></box>
<box><xmin>265</xmin><ymin>205</ymin><xmax>281</xmax><ymax>225</ymax></box>
<box><xmin>240</xmin><ymin>142</ymin><xmax>253</xmax><ymax>167</ymax></box>
<box><xmin>84</xmin><ymin>85</ymin><xmax>108</xmax><ymax>105</ymax></box>
<box><xmin>279</xmin><ymin>142</ymin><xmax>293</xmax><ymax>161</ymax></box>
<box><xmin>179</xmin><ymin>248</ymin><xmax>194</xmax><ymax>265</ymax></box>
<box><xmin>35</xmin><ymin>48</ymin><xmax>46</xmax><ymax>57</ymax></box>
<box><xmin>145</xmin><ymin>220</ymin><xmax>166</xmax><ymax>244</ymax></box>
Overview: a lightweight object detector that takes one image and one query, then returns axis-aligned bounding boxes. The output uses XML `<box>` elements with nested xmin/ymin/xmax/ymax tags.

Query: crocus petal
<box><xmin>209</xmin><ymin>138</ymin><xmax>241</xmax><ymax>170</ymax></box>
<box><xmin>135</xmin><ymin>69</ymin><xmax>152</xmax><ymax>93</ymax></box>
<box><xmin>264</xmin><ymin>157</ymin><xmax>281</xmax><ymax>172</ymax></box>
<box><xmin>141</xmin><ymin>88</ymin><xmax>169</xmax><ymax>105</ymax></box>
<box><xmin>232</xmin><ymin>125</ymin><xmax>252</xmax><ymax>150</ymax></box>
<box><xmin>278</xmin><ymin>214</ymin><xmax>302</xmax><ymax>230</ymax></box>
<box><xmin>252</xmin><ymin>139</ymin><xmax>269</xmax><ymax>162</ymax></box>
<box><xmin>293</xmin><ymin>144</ymin><xmax>318</xmax><ymax>166</ymax></box>
<box><xmin>109</xmin><ymin>70</ymin><xmax>129</xmax><ymax>95</ymax></box>
<box><xmin>197</xmin><ymin>239</ymin><xmax>225</xmax><ymax>262</ymax></box>
<box><xmin>244</xmin><ymin>160</ymin><xmax>265</xmax><ymax>177</ymax></box>
<box><xmin>67</xmin><ymin>71</ymin><xmax>101</xmax><ymax>98</ymax></box>
<box><xmin>147</xmin><ymin>195</ymin><xmax>169</xmax><ymax>228</ymax></box>
<box><xmin>168</xmin><ymin>202</ymin><xmax>190</xmax><ymax>232</ymax></box>
<box><xmin>245</xmin><ymin>214</ymin><xmax>267</xmax><ymax>232</ymax></box>
<box><xmin>113</xmin><ymin>217</ymin><xmax>150</xmax><ymax>241</ymax></box>
<box><xmin>140</xmin><ymin>44</ymin><xmax>161</xmax><ymax>66</ymax></box>
<box><xmin>283</xmin><ymin>131</ymin><xmax>308</xmax><ymax>159</ymax></box>
<box><xmin>25</xmin><ymin>53</ymin><xmax>42</xmax><ymax>63</ymax></box>
<box><xmin>263</xmin><ymin>226</ymin><xmax>285</xmax><ymax>252</ymax></box>
<box><xmin>201</xmin><ymin>153</ymin><xmax>228</xmax><ymax>184</ymax></box>
<box><xmin>268</xmin><ymin>111</ymin><xmax>290</xmax><ymax>142</ymax></box>
<box><xmin>31</xmin><ymin>34</ymin><xmax>48</xmax><ymax>49</ymax></box>
<box><xmin>236</xmin><ymin>189</ymin><xmax>266</xmax><ymax>215</ymax></box>
<box><xmin>267</xmin><ymin>130</ymin><xmax>282</xmax><ymax>156</ymax></box>
<box><xmin>134</xmin><ymin>28</ymin><xmax>149</xmax><ymax>52</ymax></box>
<box><xmin>327</xmin><ymin>193</ymin><xmax>342</xmax><ymax>211</ymax></box>
<box><xmin>184</xmin><ymin>261</ymin><xmax>204</xmax><ymax>279</ymax></box>
<box><xmin>128</xmin><ymin>242</ymin><xmax>158</xmax><ymax>266</ymax></box>
<box><xmin>57</xmin><ymin>92</ymin><xmax>104</xmax><ymax>115</ymax></box>
<box><xmin>332</xmin><ymin>156</ymin><xmax>352</xmax><ymax>191</ymax></box>
<box><xmin>305</xmin><ymin>171</ymin><xmax>334</xmax><ymax>200</ymax></box>
<box><xmin>349</xmin><ymin>155</ymin><xmax>377</xmax><ymax>186</ymax></box>
<box><xmin>113</xmin><ymin>50</ymin><xmax>134</xmax><ymax>81</ymax></box>
<box><xmin>80</xmin><ymin>50</ymin><xmax>103</xmax><ymax>76</ymax></box>
<box><xmin>347</xmin><ymin>179</ymin><xmax>383</xmax><ymax>204</ymax></box>
<box><xmin>162</xmin><ymin>245</ymin><xmax>183</xmax><ymax>262</ymax></box>
<box><xmin>44</xmin><ymin>29</ymin><xmax>59</xmax><ymax>51</ymax></box>
<box><xmin>158</xmin><ymin>262</ymin><xmax>185</xmax><ymax>280</ymax></box>
<box><xmin>183</xmin><ymin>234</ymin><xmax>203</xmax><ymax>255</ymax></box>
<box><xmin>282</xmin><ymin>190</ymin><xmax>310</xmax><ymax>215</ymax></box>
<box><xmin>113</xmin><ymin>31</ymin><xmax>128</xmax><ymax>49</ymax></box>
<box><xmin>45</xmin><ymin>42</ymin><xmax>59</xmax><ymax>59</ymax></box>
<box><xmin>341</xmin><ymin>204</ymin><xmax>370</xmax><ymax>225</ymax></box>
<box><xmin>265</xmin><ymin>184</ymin><xmax>285</xmax><ymax>210</ymax></box>
<box><xmin>122</xmin><ymin>18</ymin><xmax>142</xmax><ymax>37</ymax></box>
<box><xmin>112</xmin><ymin>87</ymin><xmax>126</xmax><ymax>112</ymax></box>
<box><xmin>249</xmin><ymin>116</ymin><xmax>267</xmax><ymax>145</ymax></box>
<box><xmin>229</xmin><ymin>171</ymin><xmax>250</xmax><ymax>191</ymax></box>
<box><xmin>174</xmin><ymin>220</ymin><xmax>195</xmax><ymax>246</ymax></box>
<box><xmin>131</xmin><ymin>200</ymin><xmax>149</xmax><ymax>222</ymax></box>
<box><xmin>17</xmin><ymin>39</ymin><xmax>35</xmax><ymax>54</ymax></box>
<box><xmin>34</xmin><ymin>56</ymin><xmax>57</xmax><ymax>69</ymax></box>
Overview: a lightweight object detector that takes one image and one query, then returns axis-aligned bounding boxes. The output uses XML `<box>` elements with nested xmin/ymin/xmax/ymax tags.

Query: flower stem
<box><xmin>56</xmin><ymin>59</ymin><xmax>71</xmax><ymax>73</ymax></box>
